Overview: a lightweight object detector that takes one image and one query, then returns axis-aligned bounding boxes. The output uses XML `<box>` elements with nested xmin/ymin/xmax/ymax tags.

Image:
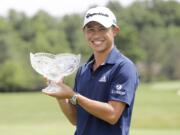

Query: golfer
<box><xmin>45</xmin><ymin>6</ymin><xmax>139</xmax><ymax>135</ymax></box>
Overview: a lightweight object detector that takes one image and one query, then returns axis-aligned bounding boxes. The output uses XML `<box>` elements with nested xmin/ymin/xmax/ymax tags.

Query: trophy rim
<box><xmin>30</xmin><ymin>52</ymin><xmax>81</xmax><ymax>80</ymax></box>
<box><xmin>30</xmin><ymin>52</ymin><xmax>56</xmax><ymax>58</ymax></box>
<box><xmin>55</xmin><ymin>53</ymin><xmax>80</xmax><ymax>58</ymax></box>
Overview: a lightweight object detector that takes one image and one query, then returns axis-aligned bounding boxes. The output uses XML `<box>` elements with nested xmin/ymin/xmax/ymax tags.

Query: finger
<box><xmin>54</xmin><ymin>81</ymin><xmax>64</xmax><ymax>88</ymax></box>
<box><xmin>44</xmin><ymin>77</ymin><xmax>50</xmax><ymax>85</ymax></box>
<box><xmin>42</xmin><ymin>90</ymin><xmax>58</xmax><ymax>97</ymax></box>
<box><xmin>56</xmin><ymin>77</ymin><xmax>64</xmax><ymax>84</ymax></box>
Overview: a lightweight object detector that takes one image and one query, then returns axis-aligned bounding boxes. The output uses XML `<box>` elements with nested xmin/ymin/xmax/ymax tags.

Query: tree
<box><xmin>107</xmin><ymin>1</ymin><xmax>145</xmax><ymax>62</ymax></box>
<box><xmin>161</xmin><ymin>26</ymin><xmax>180</xmax><ymax>80</ymax></box>
<box><xmin>60</xmin><ymin>14</ymin><xmax>91</xmax><ymax>61</ymax></box>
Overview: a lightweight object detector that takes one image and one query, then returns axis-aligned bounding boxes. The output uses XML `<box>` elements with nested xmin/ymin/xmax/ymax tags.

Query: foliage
<box><xmin>0</xmin><ymin>0</ymin><xmax>180</xmax><ymax>91</ymax></box>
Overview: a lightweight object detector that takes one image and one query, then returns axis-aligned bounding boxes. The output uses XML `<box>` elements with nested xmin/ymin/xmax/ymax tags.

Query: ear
<box><xmin>112</xmin><ymin>26</ymin><xmax>120</xmax><ymax>36</ymax></box>
<box><xmin>82</xmin><ymin>27</ymin><xmax>85</xmax><ymax>32</ymax></box>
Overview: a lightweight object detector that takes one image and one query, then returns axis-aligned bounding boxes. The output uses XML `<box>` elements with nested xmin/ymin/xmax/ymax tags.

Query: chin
<box><xmin>94</xmin><ymin>49</ymin><xmax>106</xmax><ymax>53</ymax></box>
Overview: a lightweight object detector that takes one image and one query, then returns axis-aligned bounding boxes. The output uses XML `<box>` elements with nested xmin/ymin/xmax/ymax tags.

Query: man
<box><xmin>45</xmin><ymin>6</ymin><xmax>139</xmax><ymax>135</ymax></box>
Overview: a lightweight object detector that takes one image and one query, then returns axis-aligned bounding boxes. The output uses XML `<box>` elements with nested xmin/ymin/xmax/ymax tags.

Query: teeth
<box><xmin>93</xmin><ymin>41</ymin><xmax>103</xmax><ymax>45</ymax></box>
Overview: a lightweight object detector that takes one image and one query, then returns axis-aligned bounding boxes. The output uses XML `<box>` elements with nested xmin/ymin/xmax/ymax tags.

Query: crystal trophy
<box><xmin>30</xmin><ymin>52</ymin><xmax>80</xmax><ymax>93</ymax></box>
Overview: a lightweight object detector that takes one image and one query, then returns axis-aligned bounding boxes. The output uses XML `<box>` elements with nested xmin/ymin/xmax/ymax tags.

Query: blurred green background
<box><xmin>0</xmin><ymin>0</ymin><xmax>180</xmax><ymax>135</ymax></box>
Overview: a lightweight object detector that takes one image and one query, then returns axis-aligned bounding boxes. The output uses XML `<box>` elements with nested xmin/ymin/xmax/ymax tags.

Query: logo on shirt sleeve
<box><xmin>116</xmin><ymin>84</ymin><xmax>122</xmax><ymax>90</ymax></box>
<box><xmin>111</xmin><ymin>84</ymin><xmax>126</xmax><ymax>96</ymax></box>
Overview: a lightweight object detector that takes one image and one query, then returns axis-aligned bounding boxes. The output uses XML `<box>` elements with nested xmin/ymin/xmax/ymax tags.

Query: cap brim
<box><xmin>83</xmin><ymin>17</ymin><xmax>113</xmax><ymax>28</ymax></box>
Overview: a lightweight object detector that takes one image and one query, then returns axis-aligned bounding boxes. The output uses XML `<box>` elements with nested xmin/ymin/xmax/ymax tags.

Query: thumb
<box><xmin>56</xmin><ymin>76</ymin><xmax>64</xmax><ymax>84</ymax></box>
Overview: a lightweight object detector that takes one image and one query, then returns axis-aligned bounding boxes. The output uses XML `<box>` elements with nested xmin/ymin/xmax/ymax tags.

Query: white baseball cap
<box><xmin>83</xmin><ymin>6</ymin><xmax>117</xmax><ymax>28</ymax></box>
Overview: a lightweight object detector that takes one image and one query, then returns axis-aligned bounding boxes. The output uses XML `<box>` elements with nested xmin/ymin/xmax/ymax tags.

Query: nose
<box><xmin>92</xmin><ymin>29</ymin><xmax>101</xmax><ymax>38</ymax></box>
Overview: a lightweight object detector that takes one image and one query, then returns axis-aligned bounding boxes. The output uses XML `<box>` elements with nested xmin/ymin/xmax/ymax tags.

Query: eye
<box><xmin>87</xmin><ymin>28</ymin><xmax>93</xmax><ymax>32</ymax></box>
<box><xmin>99</xmin><ymin>27</ymin><xmax>106</xmax><ymax>31</ymax></box>
<box><xmin>86</xmin><ymin>27</ymin><xmax>94</xmax><ymax>33</ymax></box>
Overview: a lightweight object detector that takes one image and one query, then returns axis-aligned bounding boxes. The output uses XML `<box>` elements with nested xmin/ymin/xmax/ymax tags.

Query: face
<box><xmin>83</xmin><ymin>21</ymin><xmax>119</xmax><ymax>54</ymax></box>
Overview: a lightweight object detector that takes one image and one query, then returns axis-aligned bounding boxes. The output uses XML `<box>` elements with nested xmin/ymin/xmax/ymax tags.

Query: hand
<box><xmin>43</xmin><ymin>80</ymin><xmax>75</xmax><ymax>99</ymax></box>
<box><xmin>44</xmin><ymin>77</ymin><xmax>50</xmax><ymax>85</ymax></box>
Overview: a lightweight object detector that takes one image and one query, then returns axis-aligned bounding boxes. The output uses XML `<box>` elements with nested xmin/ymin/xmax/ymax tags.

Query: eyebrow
<box><xmin>86</xmin><ymin>24</ymin><xmax>105</xmax><ymax>29</ymax></box>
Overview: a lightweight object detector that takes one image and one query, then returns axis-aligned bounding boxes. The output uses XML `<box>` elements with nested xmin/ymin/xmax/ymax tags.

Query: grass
<box><xmin>0</xmin><ymin>80</ymin><xmax>180</xmax><ymax>135</ymax></box>
<box><xmin>0</xmin><ymin>92</ymin><xmax>75</xmax><ymax>135</ymax></box>
<box><xmin>131</xmin><ymin>81</ymin><xmax>180</xmax><ymax>129</ymax></box>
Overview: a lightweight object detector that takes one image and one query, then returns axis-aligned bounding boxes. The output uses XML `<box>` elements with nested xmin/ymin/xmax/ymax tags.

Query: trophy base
<box><xmin>42</xmin><ymin>83</ymin><xmax>61</xmax><ymax>93</ymax></box>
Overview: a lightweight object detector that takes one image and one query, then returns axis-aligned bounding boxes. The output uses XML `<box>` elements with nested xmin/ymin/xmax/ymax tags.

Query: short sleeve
<box><xmin>108</xmin><ymin>62</ymin><xmax>139</xmax><ymax>106</ymax></box>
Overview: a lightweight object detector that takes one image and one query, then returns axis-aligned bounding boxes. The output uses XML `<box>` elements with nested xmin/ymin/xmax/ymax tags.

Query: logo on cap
<box><xmin>86</xmin><ymin>13</ymin><xmax>109</xmax><ymax>19</ymax></box>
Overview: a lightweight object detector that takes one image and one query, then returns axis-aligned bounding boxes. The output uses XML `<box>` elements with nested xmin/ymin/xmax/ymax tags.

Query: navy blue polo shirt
<box><xmin>74</xmin><ymin>47</ymin><xmax>139</xmax><ymax>135</ymax></box>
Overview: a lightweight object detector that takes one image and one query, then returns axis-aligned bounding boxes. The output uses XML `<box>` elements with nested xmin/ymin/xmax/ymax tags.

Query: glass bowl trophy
<box><xmin>30</xmin><ymin>52</ymin><xmax>80</xmax><ymax>93</ymax></box>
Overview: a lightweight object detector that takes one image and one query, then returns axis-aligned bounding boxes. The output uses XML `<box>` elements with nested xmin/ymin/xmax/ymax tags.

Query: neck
<box><xmin>93</xmin><ymin>46</ymin><xmax>114</xmax><ymax>69</ymax></box>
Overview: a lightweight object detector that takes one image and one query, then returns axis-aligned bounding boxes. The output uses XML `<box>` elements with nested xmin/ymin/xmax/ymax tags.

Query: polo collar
<box><xmin>86</xmin><ymin>47</ymin><xmax>121</xmax><ymax>66</ymax></box>
<box><xmin>105</xmin><ymin>47</ymin><xmax>121</xmax><ymax>64</ymax></box>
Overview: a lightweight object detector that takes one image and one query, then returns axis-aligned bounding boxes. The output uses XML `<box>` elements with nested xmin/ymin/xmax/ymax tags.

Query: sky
<box><xmin>0</xmin><ymin>0</ymin><xmax>137</xmax><ymax>17</ymax></box>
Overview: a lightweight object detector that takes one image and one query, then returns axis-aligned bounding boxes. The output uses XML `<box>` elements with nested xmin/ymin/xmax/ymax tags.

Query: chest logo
<box><xmin>99</xmin><ymin>75</ymin><xmax>107</xmax><ymax>82</ymax></box>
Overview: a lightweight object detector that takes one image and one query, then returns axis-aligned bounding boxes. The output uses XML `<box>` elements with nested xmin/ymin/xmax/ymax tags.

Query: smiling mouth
<box><xmin>92</xmin><ymin>40</ymin><xmax>104</xmax><ymax>46</ymax></box>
